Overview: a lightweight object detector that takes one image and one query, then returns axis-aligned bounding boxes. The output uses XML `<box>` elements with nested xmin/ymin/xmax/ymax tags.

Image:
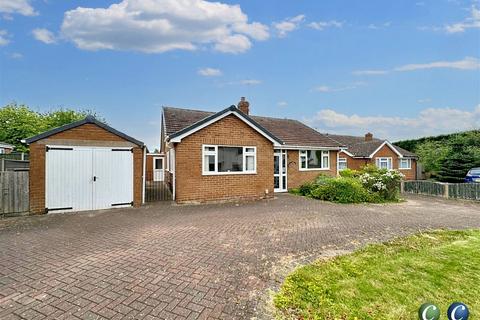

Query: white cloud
<box><xmin>308</xmin><ymin>20</ymin><xmax>343</xmax><ymax>31</ymax></box>
<box><xmin>352</xmin><ymin>69</ymin><xmax>388</xmax><ymax>76</ymax></box>
<box><xmin>277</xmin><ymin>101</ymin><xmax>288</xmax><ymax>107</ymax></box>
<box><xmin>273</xmin><ymin>14</ymin><xmax>305</xmax><ymax>37</ymax></box>
<box><xmin>32</xmin><ymin>28</ymin><xmax>56</xmax><ymax>44</ymax></box>
<box><xmin>445</xmin><ymin>5</ymin><xmax>480</xmax><ymax>33</ymax></box>
<box><xmin>313</xmin><ymin>82</ymin><xmax>366</xmax><ymax>93</ymax></box>
<box><xmin>0</xmin><ymin>0</ymin><xmax>36</xmax><ymax>16</ymax></box>
<box><xmin>354</xmin><ymin>57</ymin><xmax>480</xmax><ymax>76</ymax></box>
<box><xmin>198</xmin><ymin>67</ymin><xmax>222</xmax><ymax>77</ymax></box>
<box><xmin>225</xmin><ymin>79</ymin><xmax>262</xmax><ymax>86</ymax></box>
<box><xmin>367</xmin><ymin>22</ymin><xmax>391</xmax><ymax>30</ymax></box>
<box><xmin>0</xmin><ymin>30</ymin><xmax>10</xmax><ymax>46</ymax></box>
<box><xmin>60</xmin><ymin>0</ymin><xmax>269</xmax><ymax>54</ymax></box>
<box><xmin>10</xmin><ymin>52</ymin><xmax>23</xmax><ymax>59</ymax></box>
<box><xmin>305</xmin><ymin>105</ymin><xmax>480</xmax><ymax>140</ymax></box>
<box><xmin>394</xmin><ymin>56</ymin><xmax>480</xmax><ymax>71</ymax></box>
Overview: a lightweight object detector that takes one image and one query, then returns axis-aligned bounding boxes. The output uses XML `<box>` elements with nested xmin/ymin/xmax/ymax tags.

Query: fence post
<box><xmin>1</xmin><ymin>158</ymin><xmax>4</xmax><ymax>172</ymax></box>
<box><xmin>400</xmin><ymin>181</ymin><xmax>405</xmax><ymax>194</ymax></box>
<box><xmin>443</xmin><ymin>183</ymin><xmax>449</xmax><ymax>198</ymax></box>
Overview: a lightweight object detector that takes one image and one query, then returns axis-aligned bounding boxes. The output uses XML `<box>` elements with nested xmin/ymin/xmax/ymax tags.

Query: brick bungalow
<box><xmin>161</xmin><ymin>98</ymin><xmax>346</xmax><ymax>203</ymax></box>
<box><xmin>327</xmin><ymin>133</ymin><xmax>418</xmax><ymax>180</ymax></box>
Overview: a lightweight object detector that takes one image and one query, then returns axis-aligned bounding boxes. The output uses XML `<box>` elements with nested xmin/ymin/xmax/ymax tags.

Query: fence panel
<box><xmin>403</xmin><ymin>180</ymin><xmax>446</xmax><ymax>197</ymax></box>
<box><xmin>0</xmin><ymin>171</ymin><xmax>29</xmax><ymax>215</ymax></box>
<box><xmin>449</xmin><ymin>183</ymin><xmax>480</xmax><ymax>201</ymax></box>
<box><xmin>403</xmin><ymin>180</ymin><xmax>480</xmax><ymax>201</ymax></box>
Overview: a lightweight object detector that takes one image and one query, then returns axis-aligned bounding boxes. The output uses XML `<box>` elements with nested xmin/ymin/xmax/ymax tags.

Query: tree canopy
<box><xmin>395</xmin><ymin>130</ymin><xmax>480</xmax><ymax>182</ymax></box>
<box><xmin>0</xmin><ymin>103</ymin><xmax>104</xmax><ymax>152</ymax></box>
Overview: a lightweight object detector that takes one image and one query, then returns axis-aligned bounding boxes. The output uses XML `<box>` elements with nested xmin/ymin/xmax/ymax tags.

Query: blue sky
<box><xmin>0</xmin><ymin>0</ymin><xmax>479</xmax><ymax>149</ymax></box>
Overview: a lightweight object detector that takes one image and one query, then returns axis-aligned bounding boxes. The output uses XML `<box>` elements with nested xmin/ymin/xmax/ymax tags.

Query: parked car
<box><xmin>465</xmin><ymin>168</ymin><xmax>480</xmax><ymax>183</ymax></box>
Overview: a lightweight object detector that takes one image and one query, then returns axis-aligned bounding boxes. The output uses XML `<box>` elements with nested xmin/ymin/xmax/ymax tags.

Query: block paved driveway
<box><xmin>1</xmin><ymin>194</ymin><xmax>479</xmax><ymax>320</ymax></box>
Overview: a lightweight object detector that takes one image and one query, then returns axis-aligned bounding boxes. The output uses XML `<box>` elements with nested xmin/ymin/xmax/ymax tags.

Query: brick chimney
<box><xmin>365</xmin><ymin>132</ymin><xmax>373</xmax><ymax>141</ymax></box>
<box><xmin>237</xmin><ymin>97</ymin><xmax>250</xmax><ymax>115</ymax></box>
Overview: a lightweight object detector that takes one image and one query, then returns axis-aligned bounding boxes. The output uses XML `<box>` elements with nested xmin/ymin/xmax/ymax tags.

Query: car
<box><xmin>465</xmin><ymin>168</ymin><xmax>480</xmax><ymax>183</ymax></box>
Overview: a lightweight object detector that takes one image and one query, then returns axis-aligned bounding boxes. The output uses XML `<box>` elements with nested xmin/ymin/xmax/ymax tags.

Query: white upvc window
<box><xmin>202</xmin><ymin>145</ymin><xmax>256</xmax><ymax>175</ymax></box>
<box><xmin>399</xmin><ymin>158</ymin><xmax>412</xmax><ymax>170</ymax></box>
<box><xmin>0</xmin><ymin>148</ymin><xmax>4</xmax><ymax>154</ymax></box>
<box><xmin>299</xmin><ymin>150</ymin><xmax>330</xmax><ymax>170</ymax></box>
<box><xmin>338</xmin><ymin>157</ymin><xmax>347</xmax><ymax>171</ymax></box>
<box><xmin>375</xmin><ymin>157</ymin><xmax>393</xmax><ymax>170</ymax></box>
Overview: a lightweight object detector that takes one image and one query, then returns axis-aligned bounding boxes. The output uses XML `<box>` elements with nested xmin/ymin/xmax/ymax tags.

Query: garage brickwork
<box><xmin>174</xmin><ymin>115</ymin><xmax>274</xmax><ymax>203</ymax></box>
<box><xmin>29</xmin><ymin>123</ymin><xmax>144</xmax><ymax>214</ymax></box>
<box><xmin>286</xmin><ymin>150</ymin><xmax>338</xmax><ymax>189</ymax></box>
<box><xmin>339</xmin><ymin>144</ymin><xmax>417</xmax><ymax>180</ymax></box>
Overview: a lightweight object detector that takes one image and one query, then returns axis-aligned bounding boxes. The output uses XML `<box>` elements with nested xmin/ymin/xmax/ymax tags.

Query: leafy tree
<box><xmin>415</xmin><ymin>141</ymin><xmax>450</xmax><ymax>177</ymax></box>
<box><xmin>436</xmin><ymin>135</ymin><xmax>480</xmax><ymax>183</ymax></box>
<box><xmin>0</xmin><ymin>103</ymin><xmax>103</xmax><ymax>152</ymax></box>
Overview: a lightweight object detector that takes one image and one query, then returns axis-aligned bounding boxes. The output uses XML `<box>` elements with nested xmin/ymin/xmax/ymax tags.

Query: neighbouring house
<box><xmin>327</xmin><ymin>133</ymin><xmax>418</xmax><ymax>180</ymax></box>
<box><xmin>24</xmin><ymin>116</ymin><xmax>146</xmax><ymax>214</ymax></box>
<box><xmin>161</xmin><ymin>98</ymin><xmax>345</xmax><ymax>203</ymax></box>
<box><xmin>0</xmin><ymin>142</ymin><xmax>14</xmax><ymax>154</ymax></box>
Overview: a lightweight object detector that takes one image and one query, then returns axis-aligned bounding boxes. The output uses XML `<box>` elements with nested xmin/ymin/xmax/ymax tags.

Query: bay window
<box><xmin>202</xmin><ymin>145</ymin><xmax>256</xmax><ymax>174</ymax></box>
<box><xmin>299</xmin><ymin>150</ymin><xmax>330</xmax><ymax>170</ymax></box>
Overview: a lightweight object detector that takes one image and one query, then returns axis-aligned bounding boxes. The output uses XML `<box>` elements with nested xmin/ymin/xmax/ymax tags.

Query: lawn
<box><xmin>274</xmin><ymin>230</ymin><xmax>480</xmax><ymax>319</ymax></box>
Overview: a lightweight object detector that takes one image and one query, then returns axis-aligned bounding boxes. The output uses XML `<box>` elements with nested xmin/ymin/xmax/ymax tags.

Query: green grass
<box><xmin>274</xmin><ymin>230</ymin><xmax>480</xmax><ymax>319</ymax></box>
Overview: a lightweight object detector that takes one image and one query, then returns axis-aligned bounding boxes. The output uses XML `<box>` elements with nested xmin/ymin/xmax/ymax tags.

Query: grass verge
<box><xmin>274</xmin><ymin>230</ymin><xmax>480</xmax><ymax>319</ymax></box>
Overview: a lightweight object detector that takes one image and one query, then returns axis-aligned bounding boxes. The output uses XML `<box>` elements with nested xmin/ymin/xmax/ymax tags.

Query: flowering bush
<box><xmin>293</xmin><ymin>165</ymin><xmax>404</xmax><ymax>203</ymax></box>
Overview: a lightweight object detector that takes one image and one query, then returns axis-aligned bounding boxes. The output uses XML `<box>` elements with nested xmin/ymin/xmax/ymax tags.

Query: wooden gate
<box><xmin>0</xmin><ymin>171</ymin><xmax>29</xmax><ymax>215</ymax></box>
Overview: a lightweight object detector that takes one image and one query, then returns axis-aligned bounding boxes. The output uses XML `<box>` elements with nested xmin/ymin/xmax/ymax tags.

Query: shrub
<box><xmin>339</xmin><ymin>168</ymin><xmax>359</xmax><ymax>178</ymax></box>
<box><xmin>298</xmin><ymin>181</ymin><xmax>316</xmax><ymax>196</ymax></box>
<box><xmin>358</xmin><ymin>166</ymin><xmax>404</xmax><ymax>201</ymax></box>
<box><xmin>310</xmin><ymin>177</ymin><xmax>371</xmax><ymax>203</ymax></box>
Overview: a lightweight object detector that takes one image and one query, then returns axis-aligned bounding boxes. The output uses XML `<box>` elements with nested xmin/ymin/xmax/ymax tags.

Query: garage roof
<box><xmin>24</xmin><ymin>116</ymin><xmax>144</xmax><ymax>146</ymax></box>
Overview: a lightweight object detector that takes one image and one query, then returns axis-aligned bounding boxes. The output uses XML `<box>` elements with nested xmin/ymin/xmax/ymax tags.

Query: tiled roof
<box><xmin>163</xmin><ymin>106</ymin><xmax>343</xmax><ymax>148</ymax></box>
<box><xmin>327</xmin><ymin>134</ymin><xmax>417</xmax><ymax>158</ymax></box>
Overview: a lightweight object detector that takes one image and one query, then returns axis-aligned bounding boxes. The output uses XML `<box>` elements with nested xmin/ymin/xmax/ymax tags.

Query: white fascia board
<box><xmin>369</xmin><ymin>141</ymin><xmax>403</xmax><ymax>158</ymax></box>
<box><xmin>169</xmin><ymin>110</ymin><xmax>282</xmax><ymax>146</ymax></box>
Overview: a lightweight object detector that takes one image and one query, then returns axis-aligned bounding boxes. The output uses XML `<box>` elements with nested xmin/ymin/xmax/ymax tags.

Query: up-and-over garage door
<box><xmin>46</xmin><ymin>146</ymin><xmax>134</xmax><ymax>213</ymax></box>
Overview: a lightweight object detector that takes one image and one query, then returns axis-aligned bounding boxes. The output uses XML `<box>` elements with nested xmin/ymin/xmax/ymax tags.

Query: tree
<box><xmin>436</xmin><ymin>135</ymin><xmax>480</xmax><ymax>183</ymax></box>
<box><xmin>0</xmin><ymin>103</ymin><xmax>103</xmax><ymax>152</ymax></box>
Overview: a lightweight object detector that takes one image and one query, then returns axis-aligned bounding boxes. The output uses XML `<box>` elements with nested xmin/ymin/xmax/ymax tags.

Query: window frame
<box><xmin>398</xmin><ymin>158</ymin><xmax>412</xmax><ymax>170</ymax></box>
<box><xmin>375</xmin><ymin>157</ymin><xmax>393</xmax><ymax>170</ymax></box>
<box><xmin>202</xmin><ymin>144</ymin><xmax>257</xmax><ymax>175</ymax></box>
<box><xmin>338</xmin><ymin>157</ymin><xmax>348</xmax><ymax>171</ymax></box>
<box><xmin>299</xmin><ymin>150</ymin><xmax>330</xmax><ymax>171</ymax></box>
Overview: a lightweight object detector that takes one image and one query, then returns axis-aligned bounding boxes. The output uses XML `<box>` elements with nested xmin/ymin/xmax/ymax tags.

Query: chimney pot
<box><xmin>365</xmin><ymin>132</ymin><xmax>373</xmax><ymax>141</ymax></box>
<box><xmin>237</xmin><ymin>97</ymin><xmax>250</xmax><ymax>115</ymax></box>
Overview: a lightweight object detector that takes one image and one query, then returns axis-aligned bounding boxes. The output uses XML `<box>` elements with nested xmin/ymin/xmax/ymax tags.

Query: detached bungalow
<box><xmin>328</xmin><ymin>133</ymin><xmax>418</xmax><ymax>180</ymax></box>
<box><xmin>161</xmin><ymin>98</ymin><xmax>345</xmax><ymax>203</ymax></box>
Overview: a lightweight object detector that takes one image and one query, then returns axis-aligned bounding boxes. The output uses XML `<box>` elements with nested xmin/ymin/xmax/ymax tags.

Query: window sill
<box><xmin>398</xmin><ymin>168</ymin><xmax>411</xmax><ymax>170</ymax></box>
<box><xmin>202</xmin><ymin>171</ymin><xmax>257</xmax><ymax>176</ymax></box>
<box><xmin>299</xmin><ymin>168</ymin><xmax>330</xmax><ymax>171</ymax></box>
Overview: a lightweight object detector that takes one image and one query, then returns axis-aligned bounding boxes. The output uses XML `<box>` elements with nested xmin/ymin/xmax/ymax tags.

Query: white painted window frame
<box><xmin>375</xmin><ymin>157</ymin><xmax>393</xmax><ymax>170</ymax></box>
<box><xmin>299</xmin><ymin>150</ymin><xmax>330</xmax><ymax>171</ymax></box>
<box><xmin>202</xmin><ymin>144</ymin><xmax>257</xmax><ymax>175</ymax></box>
<box><xmin>338</xmin><ymin>157</ymin><xmax>348</xmax><ymax>171</ymax></box>
<box><xmin>398</xmin><ymin>158</ymin><xmax>412</xmax><ymax>170</ymax></box>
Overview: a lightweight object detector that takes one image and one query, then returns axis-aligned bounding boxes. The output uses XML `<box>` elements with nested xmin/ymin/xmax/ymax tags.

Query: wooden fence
<box><xmin>0</xmin><ymin>171</ymin><xmax>29</xmax><ymax>215</ymax></box>
<box><xmin>402</xmin><ymin>180</ymin><xmax>480</xmax><ymax>201</ymax></box>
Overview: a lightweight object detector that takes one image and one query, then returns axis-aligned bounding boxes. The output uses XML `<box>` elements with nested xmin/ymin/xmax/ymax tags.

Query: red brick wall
<box><xmin>286</xmin><ymin>150</ymin><xmax>338</xmax><ymax>189</ymax></box>
<box><xmin>339</xmin><ymin>145</ymin><xmax>417</xmax><ymax>180</ymax></box>
<box><xmin>29</xmin><ymin>123</ymin><xmax>144</xmax><ymax>214</ymax></box>
<box><xmin>174</xmin><ymin>115</ymin><xmax>274</xmax><ymax>203</ymax></box>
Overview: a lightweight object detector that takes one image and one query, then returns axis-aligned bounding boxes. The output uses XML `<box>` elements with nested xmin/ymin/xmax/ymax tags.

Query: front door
<box><xmin>153</xmin><ymin>157</ymin><xmax>164</xmax><ymax>181</ymax></box>
<box><xmin>274</xmin><ymin>149</ymin><xmax>287</xmax><ymax>192</ymax></box>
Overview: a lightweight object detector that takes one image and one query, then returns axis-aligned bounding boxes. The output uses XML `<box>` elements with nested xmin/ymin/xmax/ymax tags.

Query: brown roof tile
<box><xmin>327</xmin><ymin>134</ymin><xmax>417</xmax><ymax>157</ymax></box>
<box><xmin>163</xmin><ymin>107</ymin><xmax>343</xmax><ymax>148</ymax></box>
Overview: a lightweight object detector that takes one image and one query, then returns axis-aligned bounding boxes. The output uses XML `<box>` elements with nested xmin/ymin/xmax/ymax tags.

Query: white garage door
<box><xmin>46</xmin><ymin>146</ymin><xmax>134</xmax><ymax>213</ymax></box>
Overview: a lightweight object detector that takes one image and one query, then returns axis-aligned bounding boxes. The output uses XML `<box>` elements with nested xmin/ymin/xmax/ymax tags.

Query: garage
<box><xmin>25</xmin><ymin>116</ymin><xmax>145</xmax><ymax>214</ymax></box>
